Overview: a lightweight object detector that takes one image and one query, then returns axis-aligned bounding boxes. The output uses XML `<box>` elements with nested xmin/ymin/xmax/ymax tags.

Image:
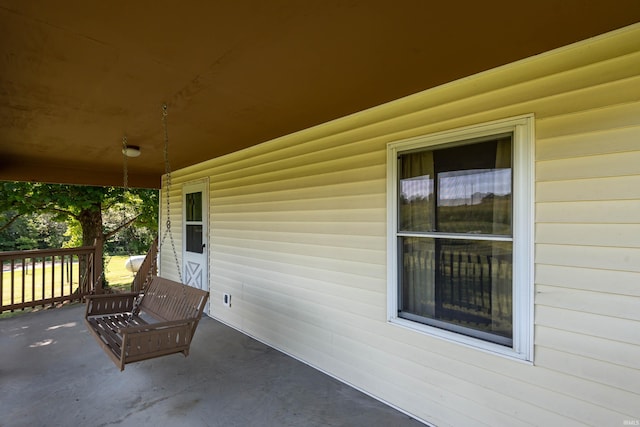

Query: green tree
<box><xmin>0</xmin><ymin>211</ymin><xmax>30</xmax><ymax>251</ymax></box>
<box><xmin>0</xmin><ymin>211</ymin><xmax>67</xmax><ymax>251</ymax></box>
<box><xmin>0</xmin><ymin>181</ymin><xmax>158</xmax><ymax>284</ymax></box>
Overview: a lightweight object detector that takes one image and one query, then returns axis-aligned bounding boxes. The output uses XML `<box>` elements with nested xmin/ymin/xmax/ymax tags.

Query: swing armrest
<box><xmin>85</xmin><ymin>293</ymin><xmax>141</xmax><ymax>317</ymax></box>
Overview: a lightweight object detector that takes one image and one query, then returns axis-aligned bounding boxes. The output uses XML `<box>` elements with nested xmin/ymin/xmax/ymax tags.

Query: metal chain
<box><xmin>121</xmin><ymin>135</ymin><xmax>136</xmax><ymax>296</ymax></box>
<box><xmin>122</xmin><ymin>136</ymin><xmax>129</xmax><ymax>190</ymax></box>
<box><xmin>160</xmin><ymin>104</ymin><xmax>183</xmax><ymax>283</ymax></box>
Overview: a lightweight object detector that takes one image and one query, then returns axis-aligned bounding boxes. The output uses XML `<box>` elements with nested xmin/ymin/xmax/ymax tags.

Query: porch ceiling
<box><xmin>1</xmin><ymin>1</ymin><xmax>639</xmax><ymax>188</ymax></box>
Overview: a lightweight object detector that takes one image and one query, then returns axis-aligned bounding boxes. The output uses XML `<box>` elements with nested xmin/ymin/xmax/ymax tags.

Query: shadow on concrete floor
<box><xmin>0</xmin><ymin>304</ymin><xmax>422</xmax><ymax>427</ymax></box>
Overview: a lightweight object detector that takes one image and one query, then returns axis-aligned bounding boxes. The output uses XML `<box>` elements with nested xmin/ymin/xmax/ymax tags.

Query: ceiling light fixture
<box><xmin>122</xmin><ymin>145</ymin><xmax>141</xmax><ymax>157</ymax></box>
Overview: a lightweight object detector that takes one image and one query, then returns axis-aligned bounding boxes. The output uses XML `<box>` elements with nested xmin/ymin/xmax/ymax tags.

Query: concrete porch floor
<box><xmin>0</xmin><ymin>304</ymin><xmax>422</xmax><ymax>427</ymax></box>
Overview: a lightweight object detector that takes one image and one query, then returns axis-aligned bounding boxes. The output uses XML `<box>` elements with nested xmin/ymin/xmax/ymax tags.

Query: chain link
<box><xmin>159</xmin><ymin>104</ymin><xmax>183</xmax><ymax>283</ymax></box>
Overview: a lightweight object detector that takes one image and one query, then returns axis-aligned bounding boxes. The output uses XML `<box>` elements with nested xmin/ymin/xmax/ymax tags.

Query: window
<box><xmin>185</xmin><ymin>191</ymin><xmax>204</xmax><ymax>254</ymax></box>
<box><xmin>387</xmin><ymin>116</ymin><xmax>533</xmax><ymax>360</ymax></box>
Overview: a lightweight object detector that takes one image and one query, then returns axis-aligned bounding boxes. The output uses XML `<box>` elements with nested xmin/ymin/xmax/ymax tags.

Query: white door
<box><xmin>182</xmin><ymin>180</ymin><xmax>208</xmax><ymax>294</ymax></box>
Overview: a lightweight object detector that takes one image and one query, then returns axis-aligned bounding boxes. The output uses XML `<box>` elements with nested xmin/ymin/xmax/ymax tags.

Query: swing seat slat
<box><xmin>84</xmin><ymin>276</ymin><xmax>209</xmax><ymax>370</ymax></box>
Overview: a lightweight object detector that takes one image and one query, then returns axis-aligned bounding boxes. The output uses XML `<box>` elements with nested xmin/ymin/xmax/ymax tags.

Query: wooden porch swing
<box><xmin>84</xmin><ymin>105</ymin><xmax>209</xmax><ymax>371</ymax></box>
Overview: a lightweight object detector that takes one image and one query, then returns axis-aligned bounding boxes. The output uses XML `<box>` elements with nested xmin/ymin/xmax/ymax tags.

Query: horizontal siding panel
<box><xmin>536</xmin><ymin>243</ymin><xmax>640</xmax><ymax>272</ymax></box>
<box><xmin>536</xmin><ymin>175</ymin><xmax>640</xmax><ymax>202</ymax></box>
<box><xmin>330</xmin><ymin>310</ymin><xmax>640</xmax><ymax>420</ymax></box>
<box><xmin>536</xmin><ymin>223</ymin><xmax>640</xmax><ymax>248</ymax></box>
<box><xmin>211</xmin><ymin>150</ymin><xmax>386</xmax><ymax>189</ymax></box>
<box><xmin>524</xmin><ymin>75</ymin><xmax>640</xmax><ymax>120</ymax></box>
<box><xmin>214</xmin><ymin>220</ymin><xmax>386</xmax><ymax>237</ymax></box>
<box><xmin>534</xmin><ymin>346</ymin><xmax>640</xmax><ymax>394</ymax></box>
<box><xmin>213</xmin><ymin>259</ymin><xmax>386</xmax><ymax>306</ymax></box>
<box><xmin>329</xmin><ymin>335</ymin><xmax>550</xmax><ymax>427</ymax></box>
<box><xmin>536</xmin><ymin>264</ymin><xmax>640</xmax><ymax>297</ymax></box>
<box><xmin>231</xmin><ymin>284</ymin><xmax>386</xmax><ymax>358</ymax></box>
<box><xmin>216</xmin><ymin>256</ymin><xmax>385</xmax><ymax>312</ymax></box>
<box><xmin>320</xmin><ymin>350</ymin><xmax>483</xmax><ymax>427</ymax></box>
<box><xmin>240</xmin><ymin>303</ymin><xmax>334</xmax><ymax>365</ymax></box>
<box><xmin>214</xmin><ymin>180</ymin><xmax>384</xmax><ymax>206</ymax></box>
<box><xmin>211</xmin><ymin>272</ymin><xmax>242</xmax><ymax>296</ymax></box>
<box><xmin>170</xmin><ymin>171</ymin><xmax>213</xmax><ymax>187</ymax></box>
<box><xmin>535</xmin><ymin>284</ymin><xmax>640</xmax><ymax>321</ymax></box>
<box><xmin>535</xmin><ymin>305</ymin><xmax>640</xmax><ymax>346</ymax></box>
<box><xmin>379</xmin><ymin>65</ymin><xmax>640</xmax><ymax>132</ymax></box>
<box><xmin>214</xmin><ymin>207</ymin><xmax>385</xmax><ymax>223</ymax></box>
<box><xmin>536</xmin><ymin>200</ymin><xmax>640</xmax><ymax>223</ymax></box>
<box><xmin>212</xmin><ymin>166</ymin><xmax>385</xmax><ymax>199</ymax></box>
<box><xmin>209</xmin><ymin>142</ymin><xmax>387</xmax><ymax>184</ymax></box>
<box><xmin>237</xmin><ymin>313</ymin><xmax>488</xmax><ymax>427</ymax></box>
<box><xmin>462</xmin><ymin>30</ymin><xmax>640</xmax><ymax>93</ymax></box>
<box><xmin>384</xmin><ymin>51</ymin><xmax>640</xmax><ymax>132</ymax></box>
<box><xmin>346</xmin><ymin>76</ymin><xmax>640</xmax><ymax>150</ymax></box>
<box><xmin>536</xmin><ymin>102</ymin><xmax>640</xmax><ymax>140</ymax></box>
<box><xmin>536</xmin><ymin>125</ymin><xmax>640</xmax><ymax>161</ymax></box>
<box><xmin>214</xmin><ymin>236</ymin><xmax>385</xmax><ymax>272</ymax></box>
<box><xmin>340</xmin><ymin>321</ymin><xmax>626</xmax><ymax>426</ymax></box>
<box><xmin>214</xmin><ymin>193</ymin><xmax>385</xmax><ymax>214</ymax></box>
<box><xmin>536</xmin><ymin>326</ymin><xmax>640</xmax><ymax>370</ymax></box>
<box><xmin>214</xmin><ymin>229</ymin><xmax>385</xmax><ymax>251</ymax></box>
<box><xmin>537</xmin><ymin>151</ymin><xmax>640</xmax><ymax>182</ymax></box>
<box><xmin>212</xmin><ymin>249</ymin><xmax>385</xmax><ymax>292</ymax></box>
<box><xmin>186</xmin><ymin>131</ymin><xmax>390</xmax><ymax>180</ymax></box>
<box><xmin>241</xmin><ymin>287</ymin><xmax>338</xmax><ymax>341</ymax></box>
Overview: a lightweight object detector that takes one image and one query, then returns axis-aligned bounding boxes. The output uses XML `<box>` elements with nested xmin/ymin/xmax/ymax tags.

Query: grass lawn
<box><xmin>1</xmin><ymin>255</ymin><xmax>138</xmax><ymax>316</ymax></box>
<box><xmin>104</xmin><ymin>255</ymin><xmax>137</xmax><ymax>291</ymax></box>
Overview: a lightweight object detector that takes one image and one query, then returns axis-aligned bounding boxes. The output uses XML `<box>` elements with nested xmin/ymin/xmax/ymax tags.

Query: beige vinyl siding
<box><xmin>160</xmin><ymin>25</ymin><xmax>640</xmax><ymax>426</ymax></box>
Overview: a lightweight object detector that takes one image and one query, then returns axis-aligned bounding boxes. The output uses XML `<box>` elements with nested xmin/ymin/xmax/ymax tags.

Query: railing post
<box><xmin>94</xmin><ymin>239</ymin><xmax>104</xmax><ymax>294</ymax></box>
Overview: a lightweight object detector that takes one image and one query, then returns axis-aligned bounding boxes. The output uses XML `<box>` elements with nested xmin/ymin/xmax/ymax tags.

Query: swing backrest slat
<box><xmin>140</xmin><ymin>276</ymin><xmax>208</xmax><ymax>326</ymax></box>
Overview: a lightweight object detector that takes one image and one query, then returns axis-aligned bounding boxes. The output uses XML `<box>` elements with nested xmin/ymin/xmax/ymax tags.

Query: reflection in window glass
<box><xmin>397</xmin><ymin>134</ymin><xmax>514</xmax><ymax>346</ymax></box>
<box><xmin>398</xmin><ymin>137</ymin><xmax>512</xmax><ymax>235</ymax></box>
<box><xmin>399</xmin><ymin>151</ymin><xmax>435</xmax><ymax>232</ymax></box>
<box><xmin>186</xmin><ymin>192</ymin><xmax>202</xmax><ymax>222</ymax></box>
<box><xmin>437</xmin><ymin>168</ymin><xmax>511</xmax><ymax>235</ymax></box>
<box><xmin>399</xmin><ymin>237</ymin><xmax>513</xmax><ymax>344</ymax></box>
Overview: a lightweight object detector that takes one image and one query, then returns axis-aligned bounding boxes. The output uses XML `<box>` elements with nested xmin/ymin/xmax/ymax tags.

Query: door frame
<box><xmin>181</xmin><ymin>178</ymin><xmax>209</xmax><ymax>297</ymax></box>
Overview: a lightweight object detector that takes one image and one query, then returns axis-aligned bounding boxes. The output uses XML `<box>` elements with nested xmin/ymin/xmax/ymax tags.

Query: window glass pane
<box><xmin>399</xmin><ymin>236</ymin><xmax>437</xmax><ymax>317</ymax></box>
<box><xmin>186</xmin><ymin>224</ymin><xmax>203</xmax><ymax>253</ymax></box>
<box><xmin>435</xmin><ymin>138</ymin><xmax>512</xmax><ymax>235</ymax></box>
<box><xmin>398</xmin><ymin>151</ymin><xmax>435</xmax><ymax>232</ymax></box>
<box><xmin>399</xmin><ymin>237</ymin><xmax>512</xmax><ymax>345</ymax></box>
<box><xmin>186</xmin><ymin>192</ymin><xmax>202</xmax><ymax>222</ymax></box>
<box><xmin>399</xmin><ymin>137</ymin><xmax>512</xmax><ymax>235</ymax></box>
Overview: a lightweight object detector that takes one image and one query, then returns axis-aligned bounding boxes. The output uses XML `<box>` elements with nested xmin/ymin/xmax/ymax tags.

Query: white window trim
<box><xmin>386</xmin><ymin>115</ymin><xmax>534</xmax><ymax>362</ymax></box>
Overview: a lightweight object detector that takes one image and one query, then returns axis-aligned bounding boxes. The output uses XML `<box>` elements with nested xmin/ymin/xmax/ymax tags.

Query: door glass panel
<box><xmin>186</xmin><ymin>225</ymin><xmax>203</xmax><ymax>253</ymax></box>
<box><xmin>186</xmin><ymin>192</ymin><xmax>202</xmax><ymax>221</ymax></box>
